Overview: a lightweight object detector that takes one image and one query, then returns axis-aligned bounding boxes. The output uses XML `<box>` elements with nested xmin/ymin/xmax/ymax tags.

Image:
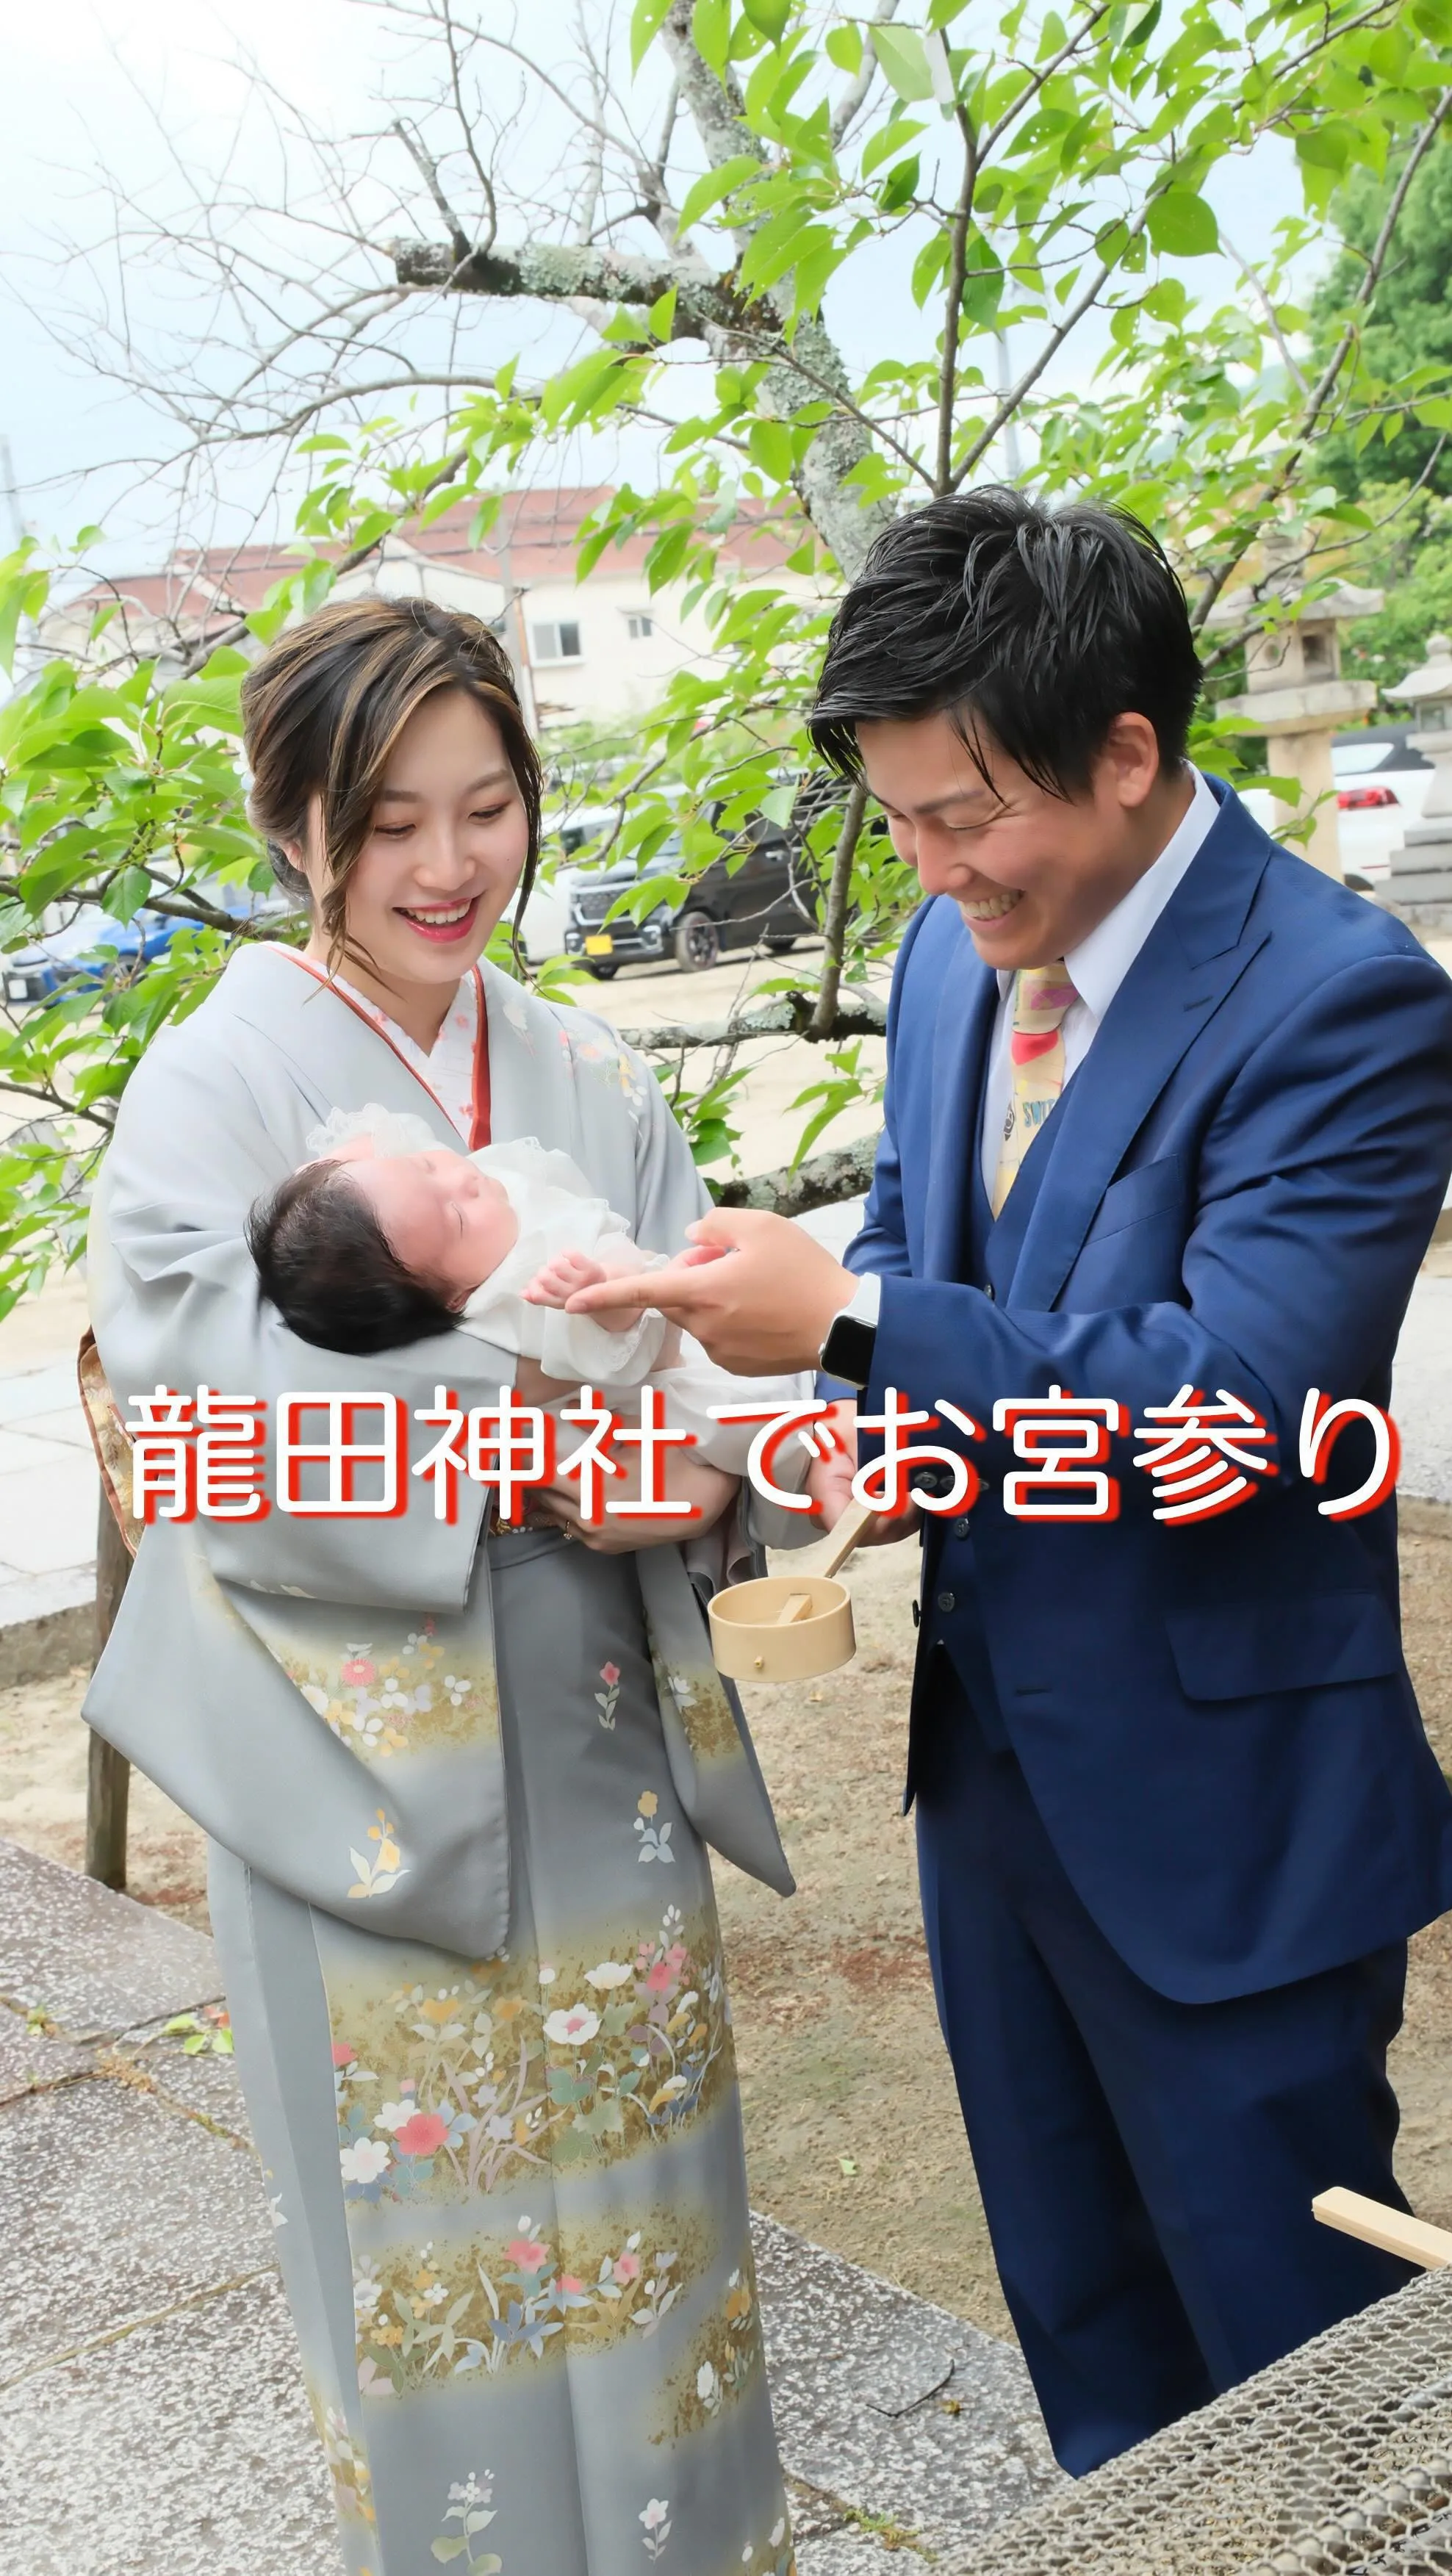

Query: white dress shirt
<box><xmin>977</xmin><ymin>763</ymin><xmax>1220</xmax><ymax>1198</ymax></box>
<box><xmin>835</xmin><ymin>765</ymin><xmax>1220</xmax><ymax>1341</ymax></box>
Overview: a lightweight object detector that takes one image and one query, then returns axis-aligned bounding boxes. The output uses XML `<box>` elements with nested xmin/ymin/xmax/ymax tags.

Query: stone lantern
<box><xmin>1382</xmin><ymin>633</ymin><xmax>1452</xmax><ymax>922</ymax></box>
<box><xmin>1216</xmin><ymin>579</ymin><xmax>1382</xmax><ymax>879</ymax></box>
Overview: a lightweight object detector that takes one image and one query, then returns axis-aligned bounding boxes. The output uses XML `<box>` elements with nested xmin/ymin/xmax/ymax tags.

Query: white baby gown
<box><xmin>302</xmin><ymin>1107</ymin><xmax>786</xmax><ymax>1471</ymax></box>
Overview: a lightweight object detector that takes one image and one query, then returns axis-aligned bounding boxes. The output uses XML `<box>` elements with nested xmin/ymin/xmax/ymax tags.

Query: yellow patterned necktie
<box><xmin>991</xmin><ymin>960</ymin><xmax>1077</xmax><ymax>1216</ymax></box>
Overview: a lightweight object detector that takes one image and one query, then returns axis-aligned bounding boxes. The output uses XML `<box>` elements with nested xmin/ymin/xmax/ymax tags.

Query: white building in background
<box><xmin>44</xmin><ymin>485</ymin><xmax>818</xmax><ymax>730</ymax></box>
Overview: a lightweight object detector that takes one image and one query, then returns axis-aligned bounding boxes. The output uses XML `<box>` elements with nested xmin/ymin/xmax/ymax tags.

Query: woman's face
<box><xmin>295</xmin><ymin>687</ymin><xmax>530</xmax><ymax>1007</ymax></box>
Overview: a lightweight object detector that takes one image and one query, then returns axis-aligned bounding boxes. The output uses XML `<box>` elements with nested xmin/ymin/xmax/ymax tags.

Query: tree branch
<box><xmin>620</xmin><ymin>986</ymin><xmax>888</xmax><ymax>1057</ymax></box>
<box><xmin>830</xmin><ymin>0</ymin><xmax>900</xmax><ymax>147</ymax></box>
<box><xmin>713</xmin><ymin>1129</ymin><xmax>879</xmax><ymax>1215</ymax></box>
<box><xmin>390</xmin><ymin>233</ymin><xmax>744</xmax><ymax>337</ymax></box>
<box><xmin>980</xmin><ymin>1</ymin><xmax>1115</xmax><ymax>159</ymax></box>
<box><xmin>808</xmin><ymin>783</ymin><xmax>869</xmax><ymax>1040</ymax></box>
<box><xmin>1220</xmin><ymin>228</ymin><xmax>1309</xmax><ymax>399</ymax></box>
<box><xmin>951</xmin><ymin>201</ymin><xmax>1153</xmax><ymax>487</ymax></box>
<box><xmin>1190</xmin><ymin>88</ymin><xmax>1452</xmax><ymax>633</ymax></box>
<box><xmin>176</xmin><ymin>439</ymin><xmax>472</xmax><ymax>676</ymax></box>
<box><xmin>936</xmin><ymin>108</ymin><xmax>979</xmax><ymax>495</ymax></box>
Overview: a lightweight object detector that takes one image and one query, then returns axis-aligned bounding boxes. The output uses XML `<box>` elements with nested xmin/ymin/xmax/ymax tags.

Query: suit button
<box><xmin>985</xmin><ymin>1284</ymin><xmax>996</xmax><ymax>1301</ymax></box>
<box><xmin>952</xmin><ymin>1517</ymin><xmax>972</xmax><ymax>1541</ymax></box>
<box><xmin>937</xmin><ymin>1589</ymin><xmax>955</xmax><ymax>1613</ymax></box>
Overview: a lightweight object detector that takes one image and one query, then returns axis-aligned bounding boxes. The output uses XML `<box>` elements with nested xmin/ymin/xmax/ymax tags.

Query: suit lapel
<box><xmin>999</xmin><ymin>789</ymin><xmax>1274</xmax><ymax>1312</ymax></box>
<box><xmin>924</xmin><ymin>923</ymin><xmax>1001</xmax><ymax>1281</ymax></box>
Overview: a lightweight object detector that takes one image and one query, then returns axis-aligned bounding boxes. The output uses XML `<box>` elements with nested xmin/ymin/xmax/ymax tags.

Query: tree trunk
<box><xmin>85</xmin><ymin>1495</ymin><xmax>132</xmax><ymax>1889</ymax></box>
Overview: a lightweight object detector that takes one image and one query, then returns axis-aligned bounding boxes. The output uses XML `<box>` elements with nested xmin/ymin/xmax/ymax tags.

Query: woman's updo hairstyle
<box><xmin>240</xmin><ymin>595</ymin><xmax>544</xmax><ymax>965</ymax></box>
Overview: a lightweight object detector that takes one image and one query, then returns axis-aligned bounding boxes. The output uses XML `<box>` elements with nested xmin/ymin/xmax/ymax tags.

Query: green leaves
<box><xmin>0</xmin><ymin>553</ymin><xmax>51</xmax><ymax>680</ymax></box>
<box><xmin>1146</xmin><ymin>189</ymin><xmax>1219</xmax><ymax>257</ymax></box>
<box><xmin>692</xmin><ymin>0</ymin><xmax>730</xmax><ymax>74</ymax></box>
<box><xmin>0</xmin><ymin>0</ymin><xmax>1445</xmax><ymax>1325</ymax></box>
<box><xmin>630</xmin><ymin>0</ymin><xmax>671</xmax><ymax>72</ymax></box>
<box><xmin>871</xmin><ymin>22</ymin><xmax>938</xmax><ymax>101</ymax></box>
<box><xmin>675</xmin><ymin>154</ymin><xmax>760</xmax><ymax>236</ymax></box>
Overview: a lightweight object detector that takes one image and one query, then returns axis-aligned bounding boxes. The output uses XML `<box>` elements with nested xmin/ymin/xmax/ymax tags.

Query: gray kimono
<box><xmin>85</xmin><ymin>944</ymin><xmax>803</xmax><ymax>2576</ymax></box>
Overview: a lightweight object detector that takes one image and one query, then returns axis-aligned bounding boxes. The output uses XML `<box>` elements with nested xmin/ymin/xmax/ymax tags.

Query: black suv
<box><xmin>564</xmin><ymin>821</ymin><xmax>807</xmax><ymax>976</ymax></box>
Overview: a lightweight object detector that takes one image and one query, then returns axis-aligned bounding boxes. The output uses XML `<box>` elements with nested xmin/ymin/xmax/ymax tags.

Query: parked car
<box><xmin>564</xmin><ymin>820</ymin><xmax>807</xmax><ymax>976</ymax></box>
<box><xmin>1</xmin><ymin>882</ymin><xmax>306</xmax><ymax>1008</ymax></box>
<box><xmin>3</xmin><ymin>904</ymin><xmax>179</xmax><ymax>1006</ymax></box>
<box><xmin>1238</xmin><ymin>727</ymin><xmax>1433</xmax><ymax>886</ymax></box>
<box><xmin>502</xmin><ymin>860</ymin><xmax>575</xmax><ymax>965</ymax></box>
<box><xmin>1329</xmin><ymin>727</ymin><xmax>1433</xmax><ymax>883</ymax></box>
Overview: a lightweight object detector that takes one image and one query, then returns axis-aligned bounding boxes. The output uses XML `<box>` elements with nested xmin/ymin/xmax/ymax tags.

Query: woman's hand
<box><xmin>535</xmin><ymin>1448</ymin><xmax>738</xmax><ymax>1553</ymax></box>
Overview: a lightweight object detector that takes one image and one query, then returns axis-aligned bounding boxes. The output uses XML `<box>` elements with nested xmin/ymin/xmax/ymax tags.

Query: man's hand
<box><xmin>806</xmin><ymin>1400</ymin><xmax>921</xmax><ymax>1547</ymax></box>
<box><xmin>564</xmin><ymin>1208</ymin><xmax>855</xmax><ymax>1375</ymax></box>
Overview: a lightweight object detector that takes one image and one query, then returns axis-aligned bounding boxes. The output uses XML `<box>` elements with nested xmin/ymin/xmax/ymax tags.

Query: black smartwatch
<box><xmin>818</xmin><ymin>1307</ymin><xmax>877</xmax><ymax>1391</ymax></box>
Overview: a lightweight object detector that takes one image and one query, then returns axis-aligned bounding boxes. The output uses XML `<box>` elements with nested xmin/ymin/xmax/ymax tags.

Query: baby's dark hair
<box><xmin>247</xmin><ymin>1160</ymin><xmax>461</xmax><ymax>1355</ymax></box>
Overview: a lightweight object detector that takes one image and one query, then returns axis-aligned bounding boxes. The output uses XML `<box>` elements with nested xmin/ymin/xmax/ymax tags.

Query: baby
<box><xmin>248</xmin><ymin>1106</ymin><xmax>814</xmax><ymax>1533</ymax></box>
<box><xmin>248</xmin><ymin>1106</ymin><xmax>686</xmax><ymax>1381</ymax></box>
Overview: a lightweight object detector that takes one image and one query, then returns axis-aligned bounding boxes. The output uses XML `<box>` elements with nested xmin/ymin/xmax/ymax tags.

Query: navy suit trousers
<box><xmin>914</xmin><ymin>1651</ymin><xmax>1416</xmax><ymax>2475</ymax></box>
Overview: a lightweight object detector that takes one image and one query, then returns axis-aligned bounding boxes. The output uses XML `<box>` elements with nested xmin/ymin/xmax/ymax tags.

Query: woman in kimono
<box><xmin>85</xmin><ymin>597</ymin><xmax>804</xmax><ymax>2576</ymax></box>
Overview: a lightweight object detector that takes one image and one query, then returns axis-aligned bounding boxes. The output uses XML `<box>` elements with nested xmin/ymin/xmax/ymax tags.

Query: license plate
<box><xmin>7</xmin><ymin>979</ymin><xmax>26</xmax><ymax>1001</ymax></box>
<box><xmin>584</xmin><ymin>935</ymin><xmax>614</xmax><ymax>956</ymax></box>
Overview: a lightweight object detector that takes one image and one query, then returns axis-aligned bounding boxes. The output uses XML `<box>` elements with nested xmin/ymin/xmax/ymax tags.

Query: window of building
<box><xmin>531</xmin><ymin>619</ymin><xmax>583</xmax><ymax>663</ymax></box>
<box><xmin>626</xmin><ymin>613</ymin><xmax>653</xmax><ymax>640</ymax></box>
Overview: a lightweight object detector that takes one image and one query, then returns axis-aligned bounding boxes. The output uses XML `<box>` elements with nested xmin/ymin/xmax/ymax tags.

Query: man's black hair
<box><xmin>247</xmin><ymin>1162</ymin><xmax>460</xmax><ymax>1355</ymax></box>
<box><xmin>810</xmin><ymin>486</ymin><xmax>1201</xmax><ymax>798</ymax></box>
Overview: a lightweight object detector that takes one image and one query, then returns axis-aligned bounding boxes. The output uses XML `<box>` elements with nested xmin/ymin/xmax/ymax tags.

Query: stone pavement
<box><xmin>0</xmin><ymin>1348</ymin><xmax>98</xmax><ymax>1677</ymax></box>
<box><xmin>0</xmin><ymin>1834</ymin><xmax>1062</xmax><ymax>2573</ymax></box>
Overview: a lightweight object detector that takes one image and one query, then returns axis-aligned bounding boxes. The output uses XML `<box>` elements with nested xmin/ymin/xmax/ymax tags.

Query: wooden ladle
<box><xmin>708</xmin><ymin>1497</ymin><xmax>877</xmax><ymax>1683</ymax></box>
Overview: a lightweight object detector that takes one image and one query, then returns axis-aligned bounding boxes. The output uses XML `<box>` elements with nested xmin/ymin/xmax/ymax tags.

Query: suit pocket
<box><xmin>1166</xmin><ymin>1591</ymin><xmax>1401</xmax><ymax>1702</ymax></box>
<box><xmin>1082</xmin><ymin>1153</ymin><xmax>1187</xmax><ymax>1250</ymax></box>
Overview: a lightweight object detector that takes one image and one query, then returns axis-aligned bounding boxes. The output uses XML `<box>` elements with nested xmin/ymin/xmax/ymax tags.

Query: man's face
<box><xmin>857</xmin><ymin>708</ymin><xmax>1174</xmax><ymax>969</ymax></box>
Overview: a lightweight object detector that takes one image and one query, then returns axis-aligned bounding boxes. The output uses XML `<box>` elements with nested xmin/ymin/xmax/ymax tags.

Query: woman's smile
<box><xmin>395</xmin><ymin>894</ymin><xmax>484</xmax><ymax>945</ymax></box>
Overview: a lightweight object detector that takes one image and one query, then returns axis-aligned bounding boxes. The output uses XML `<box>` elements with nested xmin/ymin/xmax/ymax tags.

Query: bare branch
<box><xmin>936</xmin><ymin>109</ymin><xmax>979</xmax><ymax>495</ymax></box>
<box><xmin>951</xmin><ymin>200</ymin><xmax>1154</xmax><ymax>487</ymax></box>
<box><xmin>1220</xmin><ymin>229</ymin><xmax>1309</xmax><ymax>399</ymax></box>
<box><xmin>391</xmin><ymin>231</ymin><xmax>744</xmax><ymax>336</ymax></box>
<box><xmin>830</xmin><ymin>0</ymin><xmax>900</xmax><ymax>148</ymax></box>
<box><xmin>621</xmin><ymin>985</ymin><xmax>888</xmax><ymax>1059</ymax></box>
<box><xmin>980</xmin><ymin>1</ymin><xmax>1115</xmax><ymax>159</ymax></box>
<box><xmin>392</xmin><ymin>115</ymin><xmax>470</xmax><ymax>265</ymax></box>
<box><xmin>808</xmin><ymin>784</ymin><xmax>870</xmax><ymax>1041</ymax></box>
<box><xmin>436</xmin><ymin>0</ymin><xmax>499</xmax><ymax>255</ymax></box>
<box><xmin>714</xmin><ymin>1130</ymin><xmax>879</xmax><ymax>1215</ymax></box>
<box><xmin>1190</xmin><ymin>89</ymin><xmax>1452</xmax><ymax>632</ymax></box>
<box><xmin>176</xmin><ymin>438</ymin><xmax>472</xmax><ymax>675</ymax></box>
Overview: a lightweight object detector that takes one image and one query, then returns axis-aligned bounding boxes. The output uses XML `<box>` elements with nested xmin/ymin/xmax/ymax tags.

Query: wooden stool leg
<box><xmin>84</xmin><ymin>1492</ymin><xmax>132</xmax><ymax>1890</ymax></box>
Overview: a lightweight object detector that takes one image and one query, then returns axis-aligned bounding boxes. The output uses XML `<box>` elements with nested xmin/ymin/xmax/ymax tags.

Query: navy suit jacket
<box><xmin>850</xmin><ymin>781</ymin><xmax>1452</xmax><ymax>2004</ymax></box>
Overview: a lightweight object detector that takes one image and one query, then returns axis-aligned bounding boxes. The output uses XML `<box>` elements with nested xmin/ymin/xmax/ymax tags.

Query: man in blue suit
<box><xmin>568</xmin><ymin>490</ymin><xmax>1452</xmax><ymax>2472</ymax></box>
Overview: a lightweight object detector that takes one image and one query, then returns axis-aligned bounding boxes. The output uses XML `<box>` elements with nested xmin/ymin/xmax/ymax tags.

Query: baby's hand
<box><xmin>525</xmin><ymin>1249</ymin><xmax>629</xmax><ymax>1324</ymax></box>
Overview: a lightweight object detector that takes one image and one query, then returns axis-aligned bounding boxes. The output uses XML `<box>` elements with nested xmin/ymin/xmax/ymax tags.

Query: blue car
<box><xmin>4</xmin><ymin>904</ymin><xmax>180</xmax><ymax>1007</ymax></box>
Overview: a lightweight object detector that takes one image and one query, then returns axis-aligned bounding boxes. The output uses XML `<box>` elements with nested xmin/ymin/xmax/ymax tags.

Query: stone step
<box><xmin>0</xmin><ymin>1835</ymin><xmax>1060</xmax><ymax>2570</ymax></box>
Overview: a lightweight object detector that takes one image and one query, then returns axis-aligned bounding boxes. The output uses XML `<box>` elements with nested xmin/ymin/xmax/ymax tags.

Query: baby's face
<box><xmin>327</xmin><ymin>1140</ymin><xmax>518</xmax><ymax>1305</ymax></box>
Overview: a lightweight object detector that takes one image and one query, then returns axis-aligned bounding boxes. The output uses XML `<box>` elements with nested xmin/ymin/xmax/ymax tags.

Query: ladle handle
<box><xmin>820</xmin><ymin>1495</ymin><xmax>877</xmax><ymax>1582</ymax></box>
